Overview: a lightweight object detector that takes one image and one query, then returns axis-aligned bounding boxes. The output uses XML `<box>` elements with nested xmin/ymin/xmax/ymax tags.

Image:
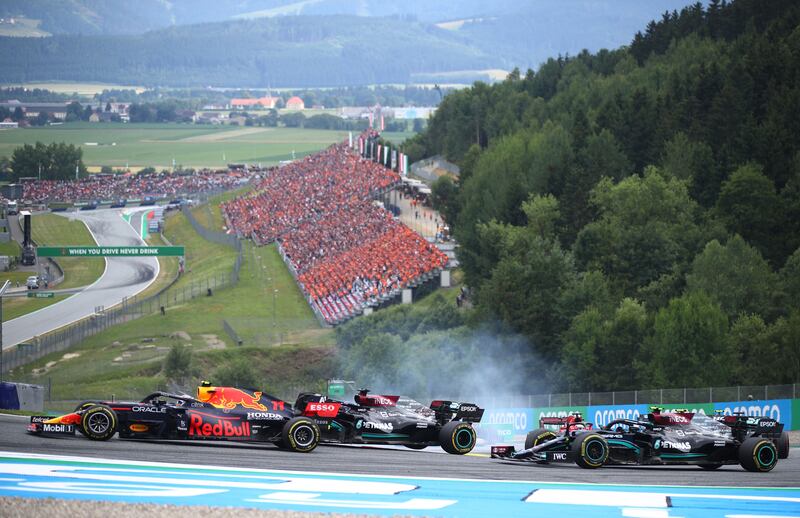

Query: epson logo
<box><xmin>131</xmin><ymin>406</ymin><xmax>167</xmax><ymax>413</ymax></box>
<box><xmin>246</xmin><ymin>412</ymin><xmax>283</xmax><ymax>420</ymax></box>
<box><xmin>459</xmin><ymin>405</ymin><xmax>478</xmax><ymax>412</ymax></box>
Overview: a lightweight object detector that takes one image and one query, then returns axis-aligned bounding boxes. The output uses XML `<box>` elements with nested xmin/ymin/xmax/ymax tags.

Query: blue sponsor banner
<box><xmin>712</xmin><ymin>399</ymin><xmax>792</xmax><ymax>430</ymax></box>
<box><xmin>587</xmin><ymin>404</ymin><xmax>651</xmax><ymax>428</ymax></box>
<box><xmin>474</xmin><ymin>407</ymin><xmax>534</xmax><ymax>443</ymax></box>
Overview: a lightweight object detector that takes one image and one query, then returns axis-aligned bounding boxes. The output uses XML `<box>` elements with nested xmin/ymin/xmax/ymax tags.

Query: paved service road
<box><xmin>0</xmin><ymin>414</ymin><xmax>796</xmax><ymax>488</ymax></box>
<box><xmin>2</xmin><ymin>209</ymin><xmax>159</xmax><ymax>348</ymax></box>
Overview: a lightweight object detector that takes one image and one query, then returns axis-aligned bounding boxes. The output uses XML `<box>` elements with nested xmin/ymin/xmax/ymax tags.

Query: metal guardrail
<box><xmin>222</xmin><ymin>319</ymin><xmax>243</xmax><ymax>346</ymax></box>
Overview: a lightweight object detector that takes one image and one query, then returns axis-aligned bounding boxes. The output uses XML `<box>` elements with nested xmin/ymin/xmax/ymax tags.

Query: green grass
<box><xmin>190</xmin><ymin>186</ymin><xmax>252</xmax><ymax>231</ymax></box>
<box><xmin>2</xmin><ymin>294</ymin><xmax>70</xmax><ymax>322</ymax></box>
<box><xmin>32</xmin><ymin>213</ymin><xmax>104</xmax><ymax>289</ymax></box>
<box><xmin>0</xmin><ymin>270</ymin><xmax>32</xmax><ymax>287</ymax></box>
<box><xmin>0</xmin><ymin>240</ymin><xmax>21</xmax><ymax>257</ymax></box>
<box><xmin>0</xmin><ymin>123</ymin><xmax>355</xmax><ymax>169</ymax></box>
<box><xmin>162</xmin><ymin>212</ymin><xmax>236</xmax><ymax>293</ymax></box>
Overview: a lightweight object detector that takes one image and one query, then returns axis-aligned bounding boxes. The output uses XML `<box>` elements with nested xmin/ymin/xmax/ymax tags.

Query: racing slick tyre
<box><xmin>439</xmin><ymin>421</ymin><xmax>477</xmax><ymax>455</ymax></box>
<box><xmin>698</xmin><ymin>464</ymin><xmax>723</xmax><ymax>470</ymax></box>
<box><xmin>73</xmin><ymin>401</ymin><xmax>99</xmax><ymax>436</ymax></box>
<box><xmin>281</xmin><ymin>417</ymin><xmax>320</xmax><ymax>453</ymax></box>
<box><xmin>775</xmin><ymin>432</ymin><xmax>790</xmax><ymax>460</ymax></box>
<box><xmin>739</xmin><ymin>437</ymin><xmax>778</xmax><ymax>472</ymax></box>
<box><xmin>80</xmin><ymin>404</ymin><xmax>117</xmax><ymax>441</ymax></box>
<box><xmin>403</xmin><ymin>444</ymin><xmax>428</xmax><ymax>450</ymax></box>
<box><xmin>571</xmin><ymin>432</ymin><xmax>609</xmax><ymax>469</ymax></box>
<box><xmin>525</xmin><ymin>428</ymin><xmax>557</xmax><ymax>450</ymax></box>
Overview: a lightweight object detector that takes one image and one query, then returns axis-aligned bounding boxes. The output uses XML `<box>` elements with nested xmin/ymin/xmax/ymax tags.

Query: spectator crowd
<box><xmin>21</xmin><ymin>169</ymin><xmax>253</xmax><ymax>203</ymax></box>
<box><xmin>222</xmin><ymin>140</ymin><xmax>448</xmax><ymax>324</ymax></box>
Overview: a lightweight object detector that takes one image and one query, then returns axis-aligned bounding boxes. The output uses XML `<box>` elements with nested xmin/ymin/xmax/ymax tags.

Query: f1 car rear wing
<box><xmin>713</xmin><ymin>414</ymin><xmax>784</xmax><ymax>438</ymax></box>
<box><xmin>539</xmin><ymin>412</ymin><xmax>593</xmax><ymax>431</ymax></box>
<box><xmin>430</xmin><ymin>401</ymin><xmax>484</xmax><ymax>423</ymax></box>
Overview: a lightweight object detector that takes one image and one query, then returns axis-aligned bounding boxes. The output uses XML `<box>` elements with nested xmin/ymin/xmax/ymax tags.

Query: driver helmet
<box><xmin>197</xmin><ymin>380</ymin><xmax>216</xmax><ymax>402</ymax></box>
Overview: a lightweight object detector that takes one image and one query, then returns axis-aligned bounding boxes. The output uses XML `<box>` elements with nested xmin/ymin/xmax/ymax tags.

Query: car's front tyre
<box><xmin>80</xmin><ymin>405</ymin><xmax>117</xmax><ymax>441</ymax></box>
<box><xmin>571</xmin><ymin>432</ymin><xmax>608</xmax><ymax>469</ymax></box>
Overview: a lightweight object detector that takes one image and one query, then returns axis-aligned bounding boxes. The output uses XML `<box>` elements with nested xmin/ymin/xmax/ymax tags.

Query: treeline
<box><xmin>7</xmin><ymin>142</ymin><xmax>86</xmax><ymax>181</ymax></box>
<box><xmin>341</xmin><ymin>0</ymin><xmax>800</xmax><ymax>392</ymax></box>
<box><xmin>0</xmin><ymin>87</ymin><xmax>72</xmax><ymax>102</ymax></box>
<box><xmin>96</xmin><ymin>85</ymin><xmax>446</xmax><ymax>108</ymax></box>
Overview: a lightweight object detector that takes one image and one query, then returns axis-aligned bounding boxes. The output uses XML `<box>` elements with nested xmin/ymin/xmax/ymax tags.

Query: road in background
<box><xmin>2</xmin><ymin>209</ymin><xmax>158</xmax><ymax>348</ymax></box>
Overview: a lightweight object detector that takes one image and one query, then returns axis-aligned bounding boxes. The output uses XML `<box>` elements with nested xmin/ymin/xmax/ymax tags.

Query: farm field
<box><xmin>0</xmin><ymin>123</ymin><xmax>412</xmax><ymax>169</ymax></box>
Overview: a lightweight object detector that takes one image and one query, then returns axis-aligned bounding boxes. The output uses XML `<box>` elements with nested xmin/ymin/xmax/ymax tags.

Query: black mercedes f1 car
<box><xmin>27</xmin><ymin>382</ymin><xmax>320</xmax><ymax>453</ymax></box>
<box><xmin>491</xmin><ymin>407</ymin><xmax>789</xmax><ymax>472</ymax></box>
<box><xmin>295</xmin><ymin>389</ymin><xmax>484</xmax><ymax>454</ymax></box>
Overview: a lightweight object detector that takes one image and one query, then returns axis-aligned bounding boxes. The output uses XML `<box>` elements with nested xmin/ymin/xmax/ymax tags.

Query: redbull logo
<box><xmin>188</xmin><ymin>414</ymin><xmax>251</xmax><ymax>437</ymax></box>
<box><xmin>204</xmin><ymin>387</ymin><xmax>269</xmax><ymax>411</ymax></box>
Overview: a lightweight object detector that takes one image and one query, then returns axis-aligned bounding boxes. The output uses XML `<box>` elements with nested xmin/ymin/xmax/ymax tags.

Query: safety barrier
<box><xmin>0</xmin><ymin>381</ymin><xmax>44</xmax><ymax>411</ymax></box>
<box><xmin>475</xmin><ymin>397</ymin><xmax>800</xmax><ymax>444</ymax></box>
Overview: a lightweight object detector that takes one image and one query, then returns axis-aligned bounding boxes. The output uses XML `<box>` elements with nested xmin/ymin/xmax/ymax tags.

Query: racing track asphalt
<box><xmin>0</xmin><ymin>414</ymin><xmax>797</xmax><ymax>488</ymax></box>
<box><xmin>2</xmin><ymin>208</ymin><xmax>159</xmax><ymax>348</ymax></box>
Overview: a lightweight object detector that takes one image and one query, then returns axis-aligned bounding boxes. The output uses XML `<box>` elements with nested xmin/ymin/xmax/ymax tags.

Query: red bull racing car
<box><xmin>294</xmin><ymin>388</ymin><xmax>484</xmax><ymax>454</ymax></box>
<box><xmin>27</xmin><ymin>382</ymin><xmax>320</xmax><ymax>453</ymax></box>
<box><xmin>491</xmin><ymin>408</ymin><xmax>788</xmax><ymax>472</ymax></box>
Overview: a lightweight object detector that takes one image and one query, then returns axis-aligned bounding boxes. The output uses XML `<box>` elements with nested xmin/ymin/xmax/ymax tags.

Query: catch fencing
<box><xmin>0</xmin><ymin>205</ymin><xmax>243</xmax><ymax>373</ymax></box>
<box><xmin>457</xmin><ymin>383</ymin><xmax>799</xmax><ymax>409</ymax></box>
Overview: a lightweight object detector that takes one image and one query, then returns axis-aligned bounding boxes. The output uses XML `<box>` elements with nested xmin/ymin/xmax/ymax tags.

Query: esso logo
<box><xmin>308</xmin><ymin>403</ymin><xmax>336</xmax><ymax>412</ymax></box>
<box><xmin>305</xmin><ymin>402</ymin><xmax>341</xmax><ymax>417</ymax></box>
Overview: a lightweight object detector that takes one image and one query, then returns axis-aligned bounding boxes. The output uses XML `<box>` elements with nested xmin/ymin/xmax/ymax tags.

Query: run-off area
<box><xmin>0</xmin><ymin>452</ymin><xmax>798</xmax><ymax>517</ymax></box>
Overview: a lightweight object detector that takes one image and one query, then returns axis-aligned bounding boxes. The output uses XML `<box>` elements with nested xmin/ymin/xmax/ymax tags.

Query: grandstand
<box><xmin>222</xmin><ymin>140</ymin><xmax>448</xmax><ymax>325</ymax></box>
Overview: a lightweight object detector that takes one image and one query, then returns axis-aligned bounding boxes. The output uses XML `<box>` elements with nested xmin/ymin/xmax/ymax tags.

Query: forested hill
<box><xmin>365</xmin><ymin>0</ymin><xmax>800</xmax><ymax>393</ymax></box>
<box><xmin>0</xmin><ymin>16</ymin><xmax>495</xmax><ymax>88</ymax></box>
<box><xmin>0</xmin><ymin>1</ymin><xmax>695</xmax><ymax>88</ymax></box>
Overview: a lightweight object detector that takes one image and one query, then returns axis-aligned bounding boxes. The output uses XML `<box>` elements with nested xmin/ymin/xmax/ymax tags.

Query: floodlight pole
<box><xmin>0</xmin><ymin>280</ymin><xmax>11</xmax><ymax>382</ymax></box>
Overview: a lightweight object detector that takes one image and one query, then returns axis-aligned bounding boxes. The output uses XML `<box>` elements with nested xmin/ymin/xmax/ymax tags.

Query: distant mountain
<box><xmin>0</xmin><ymin>1</ymin><xmax>702</xmax><ymax>88</ymax></box>
<box><xmin>0</xmin><ymin>16</ymin><xmax>497</xmax><ymax>88</ymax></box>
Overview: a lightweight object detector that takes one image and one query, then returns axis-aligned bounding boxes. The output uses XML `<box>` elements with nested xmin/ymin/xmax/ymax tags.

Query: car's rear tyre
<box><xmin>698</xmin><ymin>463</ymin><xmax>723</xmax><ymax>470</ymax></box>
<box><xmin>80</xmin><ymin>405</ymin><xmax>117</xmax><ymax>441</ymax></box>
<box><xmin>440</xmin><ymin>421</ymin><xmax>476</xmax><ymax>454</ymax></box>
<box><xmin>739</xmin><ymin>437</ymin><xmax>778</xmax><ymax>472</ymax></box>
<box><xmin>281</xmin><ymin>417</ymin><xmax>319</xmax><ymax>453</ymax></box>
<box><xmin>775</xmin><ymin>432</ymin><xmax>790</xmax><ymax>459</ymax></box>
<box><xmin>525</xmin><ymin>428</ymin><xmax>557</xmax><ymax>450</ymax></box>
<box><xmin>571</xmin><ymin>432</ymin><xmax>609</xmax><ymax>469</ymax></box>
